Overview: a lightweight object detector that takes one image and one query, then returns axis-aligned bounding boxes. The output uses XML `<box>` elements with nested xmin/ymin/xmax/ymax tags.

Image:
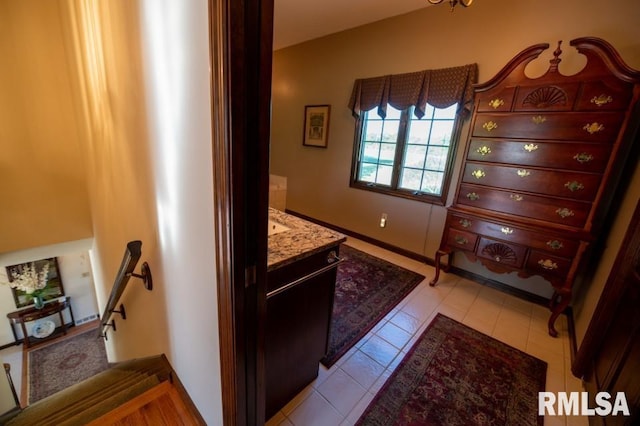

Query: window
<box><xmin>351</xmin><ymin>103</ymin><xmax>463</xmax><ymax>205</ymax></box>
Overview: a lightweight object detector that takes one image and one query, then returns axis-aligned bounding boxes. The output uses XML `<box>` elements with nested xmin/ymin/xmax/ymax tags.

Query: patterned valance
<box><xmin>348</xmin><ymin>63</ymin><xmax>478</xmax><ymax>119</ymax></box>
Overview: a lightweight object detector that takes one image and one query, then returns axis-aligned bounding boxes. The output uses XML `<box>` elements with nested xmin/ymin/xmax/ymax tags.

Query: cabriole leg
<box><xmin>429</xmin><ymin>249</ymin><xmax>451</xmax><ymax>287</ymax></box>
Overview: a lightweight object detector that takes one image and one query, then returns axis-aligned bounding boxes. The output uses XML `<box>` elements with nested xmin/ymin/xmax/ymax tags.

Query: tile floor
<box><xmin>266</xmin><ymin>237</ymin><xmax>590</xmax><ymax>426</ymax></box>
<box><xmin>0</xmin><ymin>238</ymin><xmax>590</xmax><ymax>425</ymax></box>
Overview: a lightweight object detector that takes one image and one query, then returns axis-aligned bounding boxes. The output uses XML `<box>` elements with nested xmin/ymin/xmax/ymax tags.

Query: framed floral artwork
<box><xmin>6</xmin><ymin>257</ymin><xmax>65</xmax><ymax>308</ymax></box>
<box><xmin>303</xmin><ymin>105</ymin><xmax>331</xmax><ymax>148</ymax></box>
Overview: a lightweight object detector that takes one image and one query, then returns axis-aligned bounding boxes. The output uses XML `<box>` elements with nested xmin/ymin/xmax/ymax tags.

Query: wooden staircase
<box><xmin>4</xmin><ymin>355</ymin><xmax>205</xmax><ymax>426</ymax></box>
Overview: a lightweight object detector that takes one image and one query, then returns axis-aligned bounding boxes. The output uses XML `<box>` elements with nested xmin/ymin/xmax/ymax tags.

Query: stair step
<box><xmin>58</xmin><ymin>375</ymin><xmax>161</xmax><ymax>426</ymax></box>
<box><xmin>6</xmin><ymin>370</ymin><xmax>154</xmax><ymax>426</ymax></box>
<box><xmin>42</xmin><ymin>372</ymin><xmax>155</xmax><ymax>423</ymax></box>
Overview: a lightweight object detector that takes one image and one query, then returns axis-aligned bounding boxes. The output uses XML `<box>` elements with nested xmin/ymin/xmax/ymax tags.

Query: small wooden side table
<box><xmin>6</xmin><ymin>298</ymin><xmax>74</xmax><ymax>348</ymax></box>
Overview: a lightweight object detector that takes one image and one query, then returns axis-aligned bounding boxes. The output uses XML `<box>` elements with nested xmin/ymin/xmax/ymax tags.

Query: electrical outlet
<box><xmin>380</xmin><ymin>213</ymin><xmax>388</xmax><ymax>228</ymax></box>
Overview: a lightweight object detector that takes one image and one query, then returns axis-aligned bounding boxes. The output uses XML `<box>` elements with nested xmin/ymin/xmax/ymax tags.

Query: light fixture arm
<box><xmin>427</xmin><ymin>0</ymin><xmax>474</xmax><ymax>11</ymax></box>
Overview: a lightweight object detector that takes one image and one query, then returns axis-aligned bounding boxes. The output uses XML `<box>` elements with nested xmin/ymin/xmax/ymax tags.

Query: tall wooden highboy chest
<box><xmin>429</xmin><ymin>38</ymin><xmax>640</xmax><ymax>337</ymax></box>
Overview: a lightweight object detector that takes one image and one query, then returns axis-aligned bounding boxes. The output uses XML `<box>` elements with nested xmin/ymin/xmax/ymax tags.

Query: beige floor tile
<box><xmin>492</xmin><ymin>320</ymin><xmax>529</xmax><ymax>351</ymax></box>
<box><xmin>340</xmin><ymin>350</ymin><xmax>386</xmax><ymax>390</ymax></box>
<box><xmin>287</xmin><ymin>390</ymin><xmax>343</xmax><ymax>426</ymax></box>
<box><xmin>389</xmin><ymin>310</ymin><xmax>422</xmax><ymax>335</ymax></box>
<box><xmin>376</xmin><ymin>321</ymin><xmax>412</xmax><ymax>350</ymax></box>
<box><xmin>317</xmin><ymin>368</ymin><xmax>367</xmax><ymax>417</ymax></box>
<box><xmin>399</xmin><ymin>287</ymin><xmax>439</xmax><ymax>323</ymax></box>
<box><xmin>358</xmin><ymin>335</ymin><xmax>401</xmax><ymax>368</ymax></box>
<box><xmin>528</xmin><ymin>328</ymin><xmax>565</xmax><ymax>358</ymax></box>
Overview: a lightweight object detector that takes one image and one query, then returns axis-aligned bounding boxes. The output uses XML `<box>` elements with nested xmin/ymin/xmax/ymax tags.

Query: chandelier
<box><xmin>428</xmin><ymin>0</ymin><xmax>474</xmax><ymax>11</ymax></box>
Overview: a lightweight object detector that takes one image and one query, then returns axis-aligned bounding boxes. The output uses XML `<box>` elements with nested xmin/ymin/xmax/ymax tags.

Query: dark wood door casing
<box><xmin>573</xmin><ymin>199</ymin><xmax>640</xmax><ymax>424</ymax></box>
<box><xmin>210</xmin><ymin>0</ymin><xmax>273</xmax><ymax>424</ymax></box>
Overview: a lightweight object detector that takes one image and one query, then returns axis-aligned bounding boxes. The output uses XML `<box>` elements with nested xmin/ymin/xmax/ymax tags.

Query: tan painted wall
<box><xmin>0</xmin><ymin>0</ymin><xmax>92</xmax><ymax>254</ymax></box>
<box><xmin>271</xmin><ymin>0</ymin><xmax>640</xmax><ymax>347</ymax></box>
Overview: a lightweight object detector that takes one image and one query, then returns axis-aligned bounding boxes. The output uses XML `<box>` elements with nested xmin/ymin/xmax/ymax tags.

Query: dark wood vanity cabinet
<box><xmin>430</xmin><ymin>37</ymin><xmax>640</xmax><ymax>337</ymax></box>
<box><xmin>265</xmin><ymin>245</ymin><xmax>342</xmax><ymax>419</ymax></box>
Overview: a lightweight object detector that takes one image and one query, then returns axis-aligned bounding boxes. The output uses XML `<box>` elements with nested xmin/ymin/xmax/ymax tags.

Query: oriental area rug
<box><xmin>322</xmin><ymin>245</ymin><xmax>425</xmax><ymax>367</ymax></box>
<box><xmin>26</xmin><ymin>326</ymin><xmax>109</xmax><ymax>405</ymax></box>
<box><xmin>356</xmin><ymin>314</ymin><xmax>547</xmax><ymax>426</ymax></box>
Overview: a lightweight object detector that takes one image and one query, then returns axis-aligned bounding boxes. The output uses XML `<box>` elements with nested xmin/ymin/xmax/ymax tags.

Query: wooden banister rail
<box><xmin>99</xmin><ymin>241</ymin><xmax>152</xmax><ymax>340</ymax></box>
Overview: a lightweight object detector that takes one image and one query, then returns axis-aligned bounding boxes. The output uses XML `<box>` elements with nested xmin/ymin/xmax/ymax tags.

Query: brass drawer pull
<box><xmin>476</xmin><ymin>145</ymin><xmax>492</xmax><ymax>156</ymax></box>
<box><xmin>532</xmin><ymin>115</ymin><xmax>546</xmax><ymax>125</ymax></box>
<box><xmin>472</xmin><ymin>169</ymin><xmax>485</xmax><ymax>179</ymax></box>
<box><xmin>583</xmin><ymin>122</ymin><xmax>604</xmax><ymax>134</ymax></box>
<box><xmin>454</xmin><ymin>236</ymin><xmax>468</xmax><ymax>245</ymax></box>
<box><xmin>510</xmin><ymin>194</ymin><xmax>523</xmax><ymax>202</ymax></box>
<box><xmin>590</xmin><ymin>94</ymin><xmax>613</xmax><ymax>107</ymax></box>
<box><xmin>546</xmin><ymin>240</ymin><xmax>564</xmax><ymax>250</ymax></box>
<box><xmin>564</xmin><ymin>181</ymin><xmax>585</xmax><ymax>192</ymax></box>
<box><xmin>517</xmin><ymin>169</ymin><xmax>530</xmax><ymax>177</ymax></box>
<box><xmin>501</xmin><ymin>227</ymin><xmax>513</xmax><ymax>235</ymax></box>
<box><xmin>574</xmin><ymin>152</ymin><xmax>594</xmax><ymax>164</ymax></box>
<box><xmin>466</xmin><ymin>192</ymin><xmax>480</xmax><ymax>201</ymax></box>
<box><xmin>538</xmin><ymin>259</ymin><xmax>559</xmax><ymax>270</ymax></box>
<box><xmin>489</xmin><ymin>98</ymin><xmax>504</xmax><ymax>109</ymax></box>
<box><xmin>523</xmin><ymin>143</ymin><xmax>538</xmax><ymax>152</ymax></box>
<box><xmin>556</xmin><ymin>208</ymin><xmax>575</xmax><ymax>218</ymax></box>
<box><xmin>482</xmin><ymin>121</ymin><xmax>498</xmax><ymax>132</ymax></box>
<box><xmin>459</xmin><ymin>219</ymin><xmax>472</xmax><ymax>228</ymax></box>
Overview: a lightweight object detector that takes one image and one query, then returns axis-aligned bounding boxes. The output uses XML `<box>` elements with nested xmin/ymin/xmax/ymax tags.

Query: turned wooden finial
<box><xmin>549</xmin><ymin>40</ymin><xmax>563</xmax><ymax>73</ymax></box>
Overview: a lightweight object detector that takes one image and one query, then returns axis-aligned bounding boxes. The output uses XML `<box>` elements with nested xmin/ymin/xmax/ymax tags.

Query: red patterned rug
<box><xmin>322</xmin><ymin>245</ymin><xmax>425</xmax><ymax>367</ymax></box>
<box><xmin>27</xmin><ymin>327</ymin><xmax>109</xmax><ymax>404</ymax></box>
<box><xmin>356</xmin><ymin>314</ymin><xmax>547</xmax><ymax>425</ymax></box>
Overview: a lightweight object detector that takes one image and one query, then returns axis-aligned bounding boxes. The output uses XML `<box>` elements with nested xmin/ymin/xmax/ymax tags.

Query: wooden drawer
<box><xmin>513</xmin><ymin>83</ymin><xmax>580</xmax><ymax>112</ymax></box>
<box><xmin>472</xmin><ymin>112</ymin><xmax>625</xmax><ymax>142</ymax></box>
<box><xmin>445</xmin><ymin>228</ymin><xmax>478</xmax><ymax>252</ymax></box>
<box><xmin>457</xmin><ymin>184</ymin><xmax>591</xmax><ymax>228</ymax></box>
<box><xmin>447</xmin><ymin>213</ymin><xmax>580</xmax><ymax>258</ymax></box>
<box><xmin>461</xmin><ymin>163</ymin><xmax>602</xmax><ymax>201</ymax></box>
<box><xmin>476</xmin><ymin>237</ymin><xmax>527</xmax><ymax>268</ymax></box>
<box><xmin>467</xmin><ymin>139</ymin><xmax>611</xmax><ymax>172</ymax></box>
<box><xmin>526</xmin><ymin>250</ymin><xmax>573</xmax><ymax>279</ymax></box>
<box><xmin>575</xmin><ymin>78</ymin><xmax>634</xmax><ymax>111</ymax></box>
<box><xmin>475</xmin><ymin>87</ymin><xmax>516</xmax><ymax>112</ymax></box>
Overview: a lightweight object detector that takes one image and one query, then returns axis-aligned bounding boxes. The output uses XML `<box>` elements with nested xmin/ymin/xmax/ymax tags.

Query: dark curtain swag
<box><xmin>348</xmin><ymin>64</ymin><xmax>478</xmax><ymax>119</ymax></box>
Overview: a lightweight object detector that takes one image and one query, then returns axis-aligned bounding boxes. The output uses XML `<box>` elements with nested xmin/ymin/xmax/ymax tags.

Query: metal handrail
<box><xmin>98</xmin><ymin>241</ymin><xmax>152</xmax><ymax>339</ymax></box>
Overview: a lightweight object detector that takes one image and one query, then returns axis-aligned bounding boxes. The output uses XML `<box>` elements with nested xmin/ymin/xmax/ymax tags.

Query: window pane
<box><xmin>406</xmin><ymin>120</ymin><xmax>431</xmax><ymax>145</ymax></box>
<box><xmin>433</xmin><ymin>104</ymin><xmax>457</xmax><ymax>119</ymax></box>
<box><xmin>422</xmin><ymin>104</ymin><xmax>435</xmax><ymax>118</ymax></box>
<box><xmin>379</xmin><ymin>142</ymin><xmax>397</xmax><ymax>165</ymax></box>
<box><xmin>376</xmin><ymin>165</ymin><xmax>393</xmax><ymax>185</ymax></box>
<box><xmin>425</xmin><ymin>146</ymin><xmax>448</xmax><ymax>171</ymax></box>
<box><xmin>364</xmin><ymin>121</ymin><xmax>383</xmax><ymax>141</ymax></box>
<box><xmin>400</xmin><ymin>168</ymin><xmax>422</xmax><ymax>191</ymax></box>
<box><xmin>354</xmin><ymin>101</ymin><xmax>459</xmax><ymax>204</ymax></box>
<box><xmin>398</xmin><ymin>104</ymin><xmax>456</xmax><ymax>194</ymax></box>
<box><xmin>403</xmin><ymin>145</ymin><xmax>426</xmax><ymax>168</ymax></box>
<box><xmin>359</xmin><ymin>163</ymin><xmax>377</xmax><ymax>183</ymax></box>
<box><xmin>421</xmin><ymin>171</ymin><xmax>444</xmax><ymax>195</ymax></box>
<box><xmin>384</xmin><ymin>106</ymin><xmax>402</xmax><ymax>119</ymax></box>
<box><xmin>430</xmin><ymin>121</ymin><xmax>453</xmax><ymax>146</ymax></box>
<box><xmin>381</xmin><ymin>120</ymin><xmax>400</xmax><ymax>142</ymax></box>
<box><xmin>362</xmin><ymin>142</ymin><xmax>380</xmax><ymax>163</ymax></box>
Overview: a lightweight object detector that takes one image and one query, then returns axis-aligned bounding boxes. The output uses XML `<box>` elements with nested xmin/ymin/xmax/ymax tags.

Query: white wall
<box><xmin>64</xmin><ymin>0</ymin><xmax>223</xmax><ymax>423</ymax></box>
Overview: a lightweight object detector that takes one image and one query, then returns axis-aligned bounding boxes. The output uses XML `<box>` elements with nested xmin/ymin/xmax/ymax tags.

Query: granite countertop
<box><xmin>268</xmin><ymin>208</ymin><xmax>346</xmax><ymax>271</ymax></box>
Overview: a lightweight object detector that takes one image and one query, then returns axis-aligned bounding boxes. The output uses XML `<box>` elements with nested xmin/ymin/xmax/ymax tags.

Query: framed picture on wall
<box><xmin>6</xmin><ymin>257</ymin><xmax>65</xmax><ymax>308</ymax></box>
<box><xmin>303</xmin><ymin>104</ymin><xmax>331</xmax><ymax>148</ymax></box>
